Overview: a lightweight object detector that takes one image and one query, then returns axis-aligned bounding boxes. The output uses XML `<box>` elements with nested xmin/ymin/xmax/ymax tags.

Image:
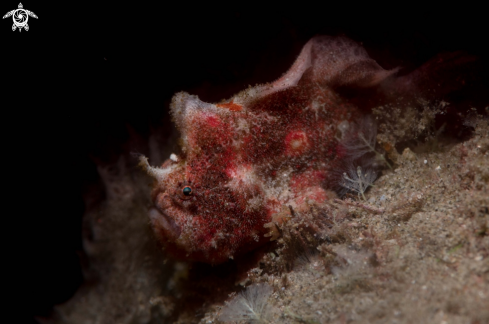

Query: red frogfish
<box><xmin>138</xmin><ymin>35</ymin><xmax>469</xmax><ymax>264</ymax></box>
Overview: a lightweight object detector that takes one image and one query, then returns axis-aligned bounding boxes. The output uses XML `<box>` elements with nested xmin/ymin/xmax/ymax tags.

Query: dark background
<box><xmin>2</xmin><ymin>3</ymin><xmax>488</xmax><ymax>323</ymax></box>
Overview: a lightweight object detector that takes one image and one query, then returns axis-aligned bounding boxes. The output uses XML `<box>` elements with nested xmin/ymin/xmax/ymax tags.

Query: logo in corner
<box><xmin>3</xmin><ymin>3</ymin><xmax>37</xmax><ymax>32</ymax></box>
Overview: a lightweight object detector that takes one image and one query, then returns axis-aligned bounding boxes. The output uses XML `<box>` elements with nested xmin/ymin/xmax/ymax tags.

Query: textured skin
<box><xmin>139</xmin><ymin>36</ymin><xmax>402</xmax><ymax>264</ymax></box>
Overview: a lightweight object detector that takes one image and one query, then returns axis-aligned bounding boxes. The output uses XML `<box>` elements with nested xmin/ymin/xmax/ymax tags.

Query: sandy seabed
<box><xmin>47</xmin><ymin>107</ymin><xmax>488</xmax><ymax>324</ymax></box>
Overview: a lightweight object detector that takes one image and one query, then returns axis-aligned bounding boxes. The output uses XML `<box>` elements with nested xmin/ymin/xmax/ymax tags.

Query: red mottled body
<box><xmin>138</xmin><ymin>36</ymin><xmax>443</xmax><ymax>263</ymax></box>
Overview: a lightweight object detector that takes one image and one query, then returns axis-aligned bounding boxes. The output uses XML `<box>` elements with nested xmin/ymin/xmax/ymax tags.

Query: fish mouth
<box><xmin>148</xmin><ymin>207</ymin><xmax>182</xmax><ymax>241</ymax></box>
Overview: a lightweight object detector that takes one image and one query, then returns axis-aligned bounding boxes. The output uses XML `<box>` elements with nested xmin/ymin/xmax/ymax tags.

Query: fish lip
<box><xmin>148</xmin><ymin>207</ymin><xmax>182</xmax><ymax>241</ymax></box>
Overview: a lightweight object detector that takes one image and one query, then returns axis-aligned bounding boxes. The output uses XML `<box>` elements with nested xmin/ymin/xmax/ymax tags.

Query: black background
<box><xmin>2</xmin><ymin>3</ymin><xmax>488</xmax><ymax>323</ymax></box>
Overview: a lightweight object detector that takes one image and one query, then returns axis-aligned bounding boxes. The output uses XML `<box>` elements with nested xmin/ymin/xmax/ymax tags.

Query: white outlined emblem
<box><xmin>3</xmin><ymin>3</ymin><xmax>37</xmax><ymax>32</ymax></box>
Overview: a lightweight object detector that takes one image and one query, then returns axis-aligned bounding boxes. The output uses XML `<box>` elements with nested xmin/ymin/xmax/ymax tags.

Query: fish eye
<box><xmin>182</xmin><ymin>186</ymin><xmax>192</xmax><ymax>196</ymax></box>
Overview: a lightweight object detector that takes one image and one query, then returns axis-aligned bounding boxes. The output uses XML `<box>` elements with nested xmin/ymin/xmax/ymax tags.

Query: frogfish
<box><xmin>138</xmin><ymin>35</ymin><xmax>472</xmax><ymax>264</ymax></box>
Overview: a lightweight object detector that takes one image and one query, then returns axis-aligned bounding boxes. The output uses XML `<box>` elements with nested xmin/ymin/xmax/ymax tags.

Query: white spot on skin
<box><xmin>235</xmin><ymin>118</ymin><xmax>250</xmax><ymax>134</ymax></box>
<box><xmin>305</xmin><ymin>100</ymin><xmax>322</xmax><ymax>120</ymax></box>
<box><xmin>170</xmin><ymin>153</ymin><xmax>178</xmax><ymax>162</ymax></box>
<box><xmin>337</xmin><ymin>120</ymin><xmax>350</xmax><ymax>139</ymax></box>
<box><xmin>285</xmin><ymin>130</ymin><xmax>310</xmax><ymax>156</ymax></box>
<box><xmin>226</xmin><ymin>165</ymin><xmax>256</xmax><ymax>188</ymax></box>
<box><xmin>291</xmin><ymin>139</ymin><xmax>303</xmax><ymax>149</ymax></box>
<box><xmin>246</xmin><ymin>196</ymin><xmax>263</xmax><ymax>211</ymax></box>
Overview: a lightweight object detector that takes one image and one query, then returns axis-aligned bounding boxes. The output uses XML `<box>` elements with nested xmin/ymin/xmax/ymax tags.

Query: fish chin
<box><xmin>148</xmin><ymin>207</ymin><xmax>182</xmax><ymax>241</ymax></box>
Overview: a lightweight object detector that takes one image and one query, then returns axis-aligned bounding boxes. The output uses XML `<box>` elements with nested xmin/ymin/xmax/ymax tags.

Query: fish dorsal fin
<box><xmin>233</xmin><ymin>36</ymin><xmax>398</xmax><ymax>106</ymax></box>
<box><xmin>306</xmin><ymin>36</ymin><xmax>398</xmax><ymax>87</ymax></box>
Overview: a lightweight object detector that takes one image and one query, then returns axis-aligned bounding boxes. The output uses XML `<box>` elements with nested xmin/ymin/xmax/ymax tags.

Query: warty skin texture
<box><xmin>138</xmin><ymin>36</ymin><xmax>442</xmax><ymax>264</ymax></box>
